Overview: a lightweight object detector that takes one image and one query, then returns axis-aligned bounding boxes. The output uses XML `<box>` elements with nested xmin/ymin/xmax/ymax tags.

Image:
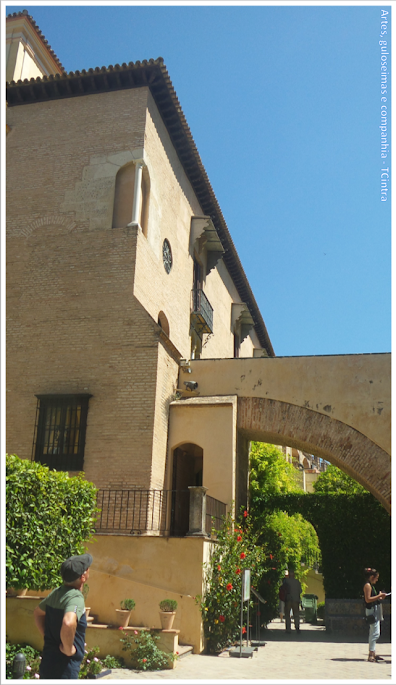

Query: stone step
<box><xmin>177</xmin><ymin>643</ymin><xmax>193</xmax><ymax>659</ymax></box>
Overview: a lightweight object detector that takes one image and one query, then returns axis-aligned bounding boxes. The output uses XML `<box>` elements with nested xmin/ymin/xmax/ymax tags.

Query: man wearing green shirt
<box><xmin>33</xmin><ymin>553</ymin><xmax>92</xmax><ymax>679</ymax></box>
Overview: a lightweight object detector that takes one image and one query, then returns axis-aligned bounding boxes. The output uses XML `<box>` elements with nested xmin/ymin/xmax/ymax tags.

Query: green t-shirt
<box><xmin>39</xmin><ymin>584</ymin><xmax>85</xmax><ymax>620</ymax></box>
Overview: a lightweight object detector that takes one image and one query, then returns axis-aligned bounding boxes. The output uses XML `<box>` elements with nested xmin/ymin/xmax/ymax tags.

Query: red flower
<box><xmin>269</xmin><ymin>554</ymin><xmax>273</xmax><ymax>560</ymax></box>
<box><xmin>242</xmin><ymin>626</ymin><xmax>247</xmax><ymax>634</ymax></box>
<box><xmin>219</xmin><ymin>615</ymin><xmax>225</xmax><ymax>623</ymax></box>
<box><xmin>236</xmin><ymin>568</ymin><xmax>241</xmax><ymax>574</ymax></box>
<box><xmin>226</xmin><ymin>583</ymin><xmax>233</xmax><ymax>591</ymax></box>
<box><xmin>217</xmin><ymin>565</ymin><xmax>221</xmax><ymax>571</ymax></box>
<box><xmin>237</xmin><ymin>535</ymin><xmax>242</xmax><ymax>542</ymax></box>
<box><xmin>240</xmin><ymin>552</ymin><xmax>246</xmax><ymax>560</ymax></box>
<box><xmin>142</xmin><ymin>658</ymin><xmax>147</xmax><ymax>663</ymax></box>
<box><xmin>243</xmin><ymin>510</ymin><xmax>248</xmax><ymax>518</ymax></box>
<box><xmin>118</xmin><ymin>627</ymin><xmax>124</xmax><ymax>631</ymax></box>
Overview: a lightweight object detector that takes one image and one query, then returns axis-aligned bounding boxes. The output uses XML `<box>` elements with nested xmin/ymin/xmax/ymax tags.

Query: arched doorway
<box><xmin>171</xmin><ymin>443</ymin><xmax>203</xmax><ymax>536</ymax></box>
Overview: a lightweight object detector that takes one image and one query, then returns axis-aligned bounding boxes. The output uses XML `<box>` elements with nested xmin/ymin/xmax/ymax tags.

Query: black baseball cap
<box><xmin>61</xmin><ymin>553</ymin><xmax>93</xmax><ymax>582</ymax></box>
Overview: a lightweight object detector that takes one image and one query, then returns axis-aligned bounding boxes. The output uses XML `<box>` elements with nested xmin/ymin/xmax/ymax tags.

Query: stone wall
<box><xmin>325</xmin><ymin>598</ymin><xmax>391</xmax><ymax>638</ymax></box>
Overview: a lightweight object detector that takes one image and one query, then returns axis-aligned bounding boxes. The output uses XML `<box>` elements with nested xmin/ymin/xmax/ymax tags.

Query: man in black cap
<box><xmin>33</xmin><ymin>553</ymin><xmax>92</xmax><ymax>679</ymax></box>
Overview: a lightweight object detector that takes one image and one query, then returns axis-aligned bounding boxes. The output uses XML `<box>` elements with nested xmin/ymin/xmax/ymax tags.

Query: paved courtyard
<box><xmin>101</xmin><ymin>619</ymin><xmax>392</xmax><ymax>681</ymax></box>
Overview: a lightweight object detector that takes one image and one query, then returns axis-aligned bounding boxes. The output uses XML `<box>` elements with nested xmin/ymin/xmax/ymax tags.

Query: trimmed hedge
<box><xmin>6</xmin><ymin>454</ymin><xmax>98</xmax><ymax>591</ymax></box>
<box><xmin>251</xmin><ymin>492</ymin><xmax>391</xmax><ymax>599</ymax></box>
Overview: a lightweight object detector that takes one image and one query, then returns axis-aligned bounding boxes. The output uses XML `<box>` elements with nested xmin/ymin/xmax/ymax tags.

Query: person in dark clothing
<box><xmin>33</xmin><ymin>553</ymin><xmax>92</xmax><ymax>679</ymax></box>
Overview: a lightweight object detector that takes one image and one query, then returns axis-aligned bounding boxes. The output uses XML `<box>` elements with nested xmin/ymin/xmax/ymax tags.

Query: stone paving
<box><xmin>101</xmin><ymin>619</ymin><xmax>392</xmax><ymax>681</ymax></box>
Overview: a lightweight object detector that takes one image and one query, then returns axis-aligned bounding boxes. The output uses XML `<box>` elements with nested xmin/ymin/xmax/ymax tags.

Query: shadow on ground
<box><xmin>253</xmin><ymin>619</ymin><xmax>391</xmax><ymax>645</ymax></box>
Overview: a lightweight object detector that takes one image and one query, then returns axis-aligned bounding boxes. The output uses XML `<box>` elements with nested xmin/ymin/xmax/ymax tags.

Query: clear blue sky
<box><xmin>5</xmin><ymin>3</ymin><xmax>391</xmax><ymax>356</ymax></box>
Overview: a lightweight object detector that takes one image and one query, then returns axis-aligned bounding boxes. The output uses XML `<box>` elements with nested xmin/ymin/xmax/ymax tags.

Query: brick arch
<box><xmin>238</xmin><ymin>397</ymin><xmax>390</xmax><ymax>512</ymax></box>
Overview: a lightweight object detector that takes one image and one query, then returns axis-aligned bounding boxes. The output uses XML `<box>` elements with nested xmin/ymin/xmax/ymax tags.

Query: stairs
<box><xmin>177</xmin><ymin>643</ymin><xmax>194</xmax><ymax>659</ymax></box>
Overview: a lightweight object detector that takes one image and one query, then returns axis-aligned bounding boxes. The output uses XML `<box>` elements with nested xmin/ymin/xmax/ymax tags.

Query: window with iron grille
<box><xmin>34</xmin><ymin>394</ymin><xmax>91</xmax><ymax>471</ymax></box>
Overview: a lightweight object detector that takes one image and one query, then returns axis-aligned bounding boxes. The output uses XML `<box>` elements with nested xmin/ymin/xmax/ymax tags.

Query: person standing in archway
<box><xmin>363</xmin><ymin>567</ymin><xmax>387</xmax><ymax>662</ymax></box>
<box><xmin>284</xmin><ymin>568</ymin><xmax>302</xmax><ymax>632</ymax></box>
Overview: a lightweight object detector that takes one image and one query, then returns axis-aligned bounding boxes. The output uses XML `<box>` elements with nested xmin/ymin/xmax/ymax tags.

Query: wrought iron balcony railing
<box><xmin>191</xmin><ymin>288</ymin><xmax>213</xmax><ymax>335</ymax></box>
<box><xmin>95</xmin><ymin>488</ymin><xmax>226</xmax><ymax>537</ymax></box>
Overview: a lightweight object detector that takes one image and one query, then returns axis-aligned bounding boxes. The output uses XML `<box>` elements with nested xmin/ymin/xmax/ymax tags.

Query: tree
<box><xmin>249</xmin><ymin>443</ymin><xmax>321</xmax><ymax>622</ymax></box>
<box><xmin>6</xmin><ymin>454</ymin><xmax>98</xmax><ymax>591</ymax></box>
<box><xmin>313</xmin><ymin>463</ymin><xmax>367</xmax><ymax>494</ymax></box>
<box><xmin>249</xmin><ymin>442</ymin><xmax>301</xmax><ymax>497</ymax></box>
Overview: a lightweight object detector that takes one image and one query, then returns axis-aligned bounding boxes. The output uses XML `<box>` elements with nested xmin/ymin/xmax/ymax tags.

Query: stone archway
<box><xmin>238</xmin><ymin>397</ymin><xmax>390</xmax><ymax>512</ymax></box>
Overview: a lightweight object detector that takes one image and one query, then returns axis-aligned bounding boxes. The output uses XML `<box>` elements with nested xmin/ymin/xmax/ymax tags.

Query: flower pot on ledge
<box><xmin>115</xmin><ymin>609</ymin><xmax>133</xmax><ymax>629</ymax></box>
<box><xmin>7</xmin><ymin>588</ymin><xmax>27</xmax><ymax>597</ymax></box>
<box><xmin>159</xmin><ymin>611</ymin><xmax>176</xmax><ymax>630</ymax></box>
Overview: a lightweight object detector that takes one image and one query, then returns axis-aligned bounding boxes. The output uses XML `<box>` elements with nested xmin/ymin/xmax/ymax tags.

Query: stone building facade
<box><xmin>6</xmin><ymin>13</ymin><xmax>274</xmax><ymax>503</ymax></box>
<box><xmin>6</xmin><ymin>12</ymin><xmax>274</xmax><ymax>540</ymax></box>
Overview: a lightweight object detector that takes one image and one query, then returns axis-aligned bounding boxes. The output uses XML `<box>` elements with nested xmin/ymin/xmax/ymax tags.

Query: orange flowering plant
<box><xmin>195</xmin><ymin>510</ymin><xmax>268</xmax><ymax>654</ymax></box>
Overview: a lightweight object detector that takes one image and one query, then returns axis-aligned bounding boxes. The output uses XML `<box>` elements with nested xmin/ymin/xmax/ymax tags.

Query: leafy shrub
<box><xmin>6</xmin><ymin>641</ymin><xmax>122</xmax><ymax>679</ymax></box>
<box><xmin>196</xmin><ymin>510</ymin><xmax>268</xmax><ymax>654</ymax></box>
<box><xmin>120</xmin><ymin>630</ymin><xmax>176</xmax><ymax>670</ymax></box>
<box><xmin>120</xmin><ymin>598</ymin><xmax>136</xmax><ymax>611</ymax></box>
<box><xmin>102</xmin><ymin>655</ymin><xmax>125</xmax><ymax>669</ymax></box>
<box><xmin>253</xmin><ymin>492</ymin><xmax>390</xmax><ymax>599</ymax></box>
<box><xmin>248</xmin><ymin>443</ymin><xmax>321</xmax><ymax>624</ymax></box>
<box><xmin>159</xmin><ymin>599</ymin><xmax>177</xmax><ymax>612</ymax></box>
<box><xmin>317</xmin><ymin>601</ymin><xmax>325</xmax><ymax>619</ymax></box>
<box><xmin>6</xmin><ymin>454</ymin><xmax>98</xmax><ymax>590</ymax></box>
<box><xmin>79</xmin><ymin>646</ymin><xmax>104</xmax><ymax>679</ymax></box>
<box><xmin>6</xmin><ymin>642</ymin><xmax>41</xmax><ymax>679</ymax></box>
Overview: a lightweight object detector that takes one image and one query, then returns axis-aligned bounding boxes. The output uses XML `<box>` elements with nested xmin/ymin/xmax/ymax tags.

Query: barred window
<box><xmin>34</xmin><ymin>394</ymin><xmax>91</xmax><ymax>471</ymax></box>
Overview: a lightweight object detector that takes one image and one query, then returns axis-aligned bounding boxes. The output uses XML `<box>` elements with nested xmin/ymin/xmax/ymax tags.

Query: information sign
<box><xmin>242</xmin><ymin>569</ymin><xmax>251</xmax><ymax>602</ymax></box>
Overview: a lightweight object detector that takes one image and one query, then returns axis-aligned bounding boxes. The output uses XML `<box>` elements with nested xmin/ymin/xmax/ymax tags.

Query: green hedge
<box><xmin>6</xmin><ymin>454</ymin><xmax>98</xmax><ymax>591</ymax></box>
<box><xmin>252</xmin><ymin>492</ymin><xmax>390</xmax><ymax>598</ymax></box>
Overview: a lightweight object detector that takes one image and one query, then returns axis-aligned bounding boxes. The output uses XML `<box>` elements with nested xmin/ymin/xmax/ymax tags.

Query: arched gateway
<box><xmin>238</xmin><ymin>397</ymin><xmax>390</xmax><ymax>511</ymax></box>
<box><xmin>172</xmin><ymin>353</ymin><xmax>390</xmax><ymax>513</ymax></box>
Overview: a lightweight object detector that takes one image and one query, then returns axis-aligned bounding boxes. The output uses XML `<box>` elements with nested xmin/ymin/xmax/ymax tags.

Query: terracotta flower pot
<box><xmin>159</xmin><ymin>611</ymin><xmax>176</xmax><ymax>630</ymax></box>
<box><xmin>115</xmin><ymin>609</ymin><xmax>132</xmax><ymax>629</ymax></box>
<box><xmin>7</xmin><ymin>587</ymin><xmax>27</xmax><ymax>597</ymax></box>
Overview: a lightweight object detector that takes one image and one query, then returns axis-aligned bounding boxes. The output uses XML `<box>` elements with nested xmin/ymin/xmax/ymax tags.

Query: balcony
<box><xmin>95</xmin><ymin>487</ymin><xmax>226</xmax><ymax>537</ymax></box>
<box><xmin>191</xmin><ymin>288</ymin><xmax>213</xmax><ymax>335</ymax></box>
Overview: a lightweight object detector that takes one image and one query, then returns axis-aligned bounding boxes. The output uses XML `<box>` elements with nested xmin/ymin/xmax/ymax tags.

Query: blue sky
<box><xmin>5</xmin><ymin>3</ymin><xmax>391</xmax><ymax>356</ymax></box>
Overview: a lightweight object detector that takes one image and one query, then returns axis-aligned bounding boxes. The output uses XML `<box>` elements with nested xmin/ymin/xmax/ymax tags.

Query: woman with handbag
<box><xmin>363</xmin><ymin>567</ymin><xmax>387</xmax><ymax>662</ymax></box>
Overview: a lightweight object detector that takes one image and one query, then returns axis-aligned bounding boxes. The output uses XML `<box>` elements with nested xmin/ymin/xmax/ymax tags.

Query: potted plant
<box><xmin>159</xmin><ymin>599</ymin><xmax>178</xmax><ymax>630</ymax></box>
<box><xmin>6</xmin><ymin>587</ymin><xmax>27</xmax><ymax>597</ymax></box>
<box><xmin>115</xmin><ymin>598</ymin><xmax>136</xmax><ymax>629</ymax></box>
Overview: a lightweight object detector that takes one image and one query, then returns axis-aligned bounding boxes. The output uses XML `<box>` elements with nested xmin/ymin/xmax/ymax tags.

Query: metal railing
<box><xmin>191</xmin><ymin>288</ymin><xmax>214</xmax><ymax>334</ymax></box>
<box><xmin>206</xmin><ymin>495</ymin><xmax>226</xmax><ymax>534</ymax></box>
<box><xmin>95</xmin><ymin>488</ymin><xmax>226</xmax><ymax>537</ymax></box>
